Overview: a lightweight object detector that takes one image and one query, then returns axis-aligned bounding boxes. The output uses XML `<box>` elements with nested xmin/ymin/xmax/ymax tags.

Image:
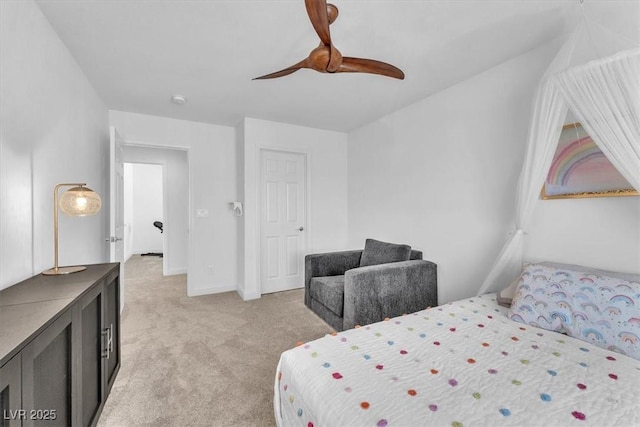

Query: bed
<box><xmin>274</xmin><ymin>263</ymin><xmax>640</xmax><ymax>426</ymax></box>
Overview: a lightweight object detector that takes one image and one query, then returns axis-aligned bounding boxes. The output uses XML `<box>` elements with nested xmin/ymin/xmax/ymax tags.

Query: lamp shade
<box><xmin>59</xmin><ymin>186</ymin><xmax>102</xmax><ymax>216</ymax></box>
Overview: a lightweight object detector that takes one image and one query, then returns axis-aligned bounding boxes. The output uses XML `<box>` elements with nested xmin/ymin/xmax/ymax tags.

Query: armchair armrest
<box><xmin>343</xmin><ymin>260</ymin><xmax>437</xmax><ymax>330</ymax></box>
<box><xmin>304</xmin><ymin>250</ymin><xmax>363</xmax><ymax>307</ymax></box>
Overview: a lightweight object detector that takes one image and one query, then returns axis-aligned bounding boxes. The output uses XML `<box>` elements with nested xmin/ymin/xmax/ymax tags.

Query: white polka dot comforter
<box><xmin>274</xmin><ymin>294</ymin><xmax>640</xmax><ymax>427</ymax></box>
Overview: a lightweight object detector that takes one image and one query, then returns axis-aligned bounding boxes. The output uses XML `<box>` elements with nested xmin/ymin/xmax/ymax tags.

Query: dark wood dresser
<box><xmin>0</xmin><ymin>263</ymin><xmax>120</xmax><ymax>427</ymax></box>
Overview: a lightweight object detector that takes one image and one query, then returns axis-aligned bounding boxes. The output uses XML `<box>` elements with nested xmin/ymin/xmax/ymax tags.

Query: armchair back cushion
<box><xmin>359</xmin><ymin>239</ymin><xmax>412</xmax><ymax>267</ymax></box>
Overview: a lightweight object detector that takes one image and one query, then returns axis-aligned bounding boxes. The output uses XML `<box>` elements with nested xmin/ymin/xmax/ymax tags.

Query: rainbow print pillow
<box><xmin>508</xmin><ymin>263</ymin><xmax>640</xmax><ymax>360</ymax></box>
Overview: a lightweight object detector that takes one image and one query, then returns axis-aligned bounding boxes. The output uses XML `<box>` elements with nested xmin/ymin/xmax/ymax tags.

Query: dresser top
<box><xmin>0</xmin><ymin>263</ymin><xmax>119</xmax><ymax>366</ymax></box>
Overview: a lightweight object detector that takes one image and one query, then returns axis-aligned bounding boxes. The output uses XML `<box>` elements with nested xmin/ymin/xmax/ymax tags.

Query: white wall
<box><xmin>525</xmin><ymin>197</ymin><xmax>640</xmax><ymax>274</ymax></box>
<box><xmin>0</xmin><ymin>0</ymin><xmax>109</xmax><ymax>289</ymax></box>
<box><xmin>123</xmin><ymin>145</ymin><xmax>189</xmax><ymax>275</ymax></box>
<box><xmin>130</xmin><ymin>164</ymin><xmax>163</xmax><ymax>254</ymax></box>
<box><xmin>347</xmin><ymin>40</ymin><xmax>563</xmax><ymax>304</ymax></box>
<box><xmin>238</xmin><ymin>118</ymin><xmax>349</xmax><ymax>300</ymax></box>
<box><xmin>109</xmin><ymin>111</ymin><xmax>236</xmax><ymax>296</ymax></box>
<box><xmin>111</xmin><ymin>113</ymin><xmax>348</xmax><ymax>299</ymax></box>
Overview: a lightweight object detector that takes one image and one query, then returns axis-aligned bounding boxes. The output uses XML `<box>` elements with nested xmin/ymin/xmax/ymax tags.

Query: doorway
<box><xmin>123</xmin><ymin>163</ymin><xmax>164</xmax><ymax>262</ymax></box>
<box><xmin>122</xmin><ymin>145</ymin><xmax>189</xmax><ymax>278</ymax></box>
<box><xmin>259</xmin><ymin>149</ymin><xmax>307</xmax><ymax>294</ymax></box>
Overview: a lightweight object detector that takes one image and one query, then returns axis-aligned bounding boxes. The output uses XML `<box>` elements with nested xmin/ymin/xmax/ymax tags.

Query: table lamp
<box><xmin>43</xmin><ymin>183</ymin><xmax>102</xmax><ymax>275</ymax></box>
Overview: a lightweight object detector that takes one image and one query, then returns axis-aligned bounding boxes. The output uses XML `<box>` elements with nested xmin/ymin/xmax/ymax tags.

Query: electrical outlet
<box><xmin>207</xmin><ymin>265</ymin><xmax>214</xmax><ymax>275</ymax></box>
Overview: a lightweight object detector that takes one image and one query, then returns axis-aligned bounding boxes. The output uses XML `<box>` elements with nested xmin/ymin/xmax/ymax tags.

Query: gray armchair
<box><xmin>305</xmin><ymin>239</ymin><xmax>438</xmax><ymax>331</ymax></box>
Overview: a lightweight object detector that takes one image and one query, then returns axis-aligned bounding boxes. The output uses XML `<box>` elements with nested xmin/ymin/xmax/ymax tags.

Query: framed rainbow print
<box><xmin>541</xmin><ymin>123</ymin><xmax>638</xmax><ymax>199</ymax></box>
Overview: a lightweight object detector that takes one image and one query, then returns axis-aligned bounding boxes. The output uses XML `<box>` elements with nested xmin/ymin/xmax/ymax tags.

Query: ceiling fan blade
<box><xmin>253</xmin><ymin>59</ymin><xmax>309</xmax><ymax>80</ymax></box>
<box><xmin>337</xmin><ymin>57</ymin><xmax>405</xmax><ymax>80</ymax></box>
<box><xmin>305</xmin><ymin>0</ymin><xmax>332</xmax><ymax>46</ymax></box>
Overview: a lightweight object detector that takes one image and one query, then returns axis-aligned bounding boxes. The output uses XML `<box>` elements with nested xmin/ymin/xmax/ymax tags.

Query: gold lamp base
<box><xmin>42</xmin><ymin>266</ymin><xmax>87</xmax><ymax>276</ymax></box>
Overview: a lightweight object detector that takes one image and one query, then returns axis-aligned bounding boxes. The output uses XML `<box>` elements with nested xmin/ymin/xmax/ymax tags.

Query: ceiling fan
<box><xmin>254</xmin><ymin>0</ymin><xmax>405</xmax><ymax>80</ymax></box>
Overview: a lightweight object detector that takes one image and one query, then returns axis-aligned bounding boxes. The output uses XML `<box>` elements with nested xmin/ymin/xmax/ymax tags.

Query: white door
<box><xmin>109</xmin><ymin>126</ymin><xmax>125</xmax><ymax>311</ymax></box>
<box><xmin>260</xmin><ymin>150</ymin><xmax>307</xmax><ymax>294</ymax></box>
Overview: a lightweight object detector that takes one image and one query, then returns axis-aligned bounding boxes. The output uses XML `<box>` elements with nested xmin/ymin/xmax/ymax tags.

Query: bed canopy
<box><xmin>477</xmin><ymin>10</ymin><xmax>640</xmax><ymax>295</ymax></box>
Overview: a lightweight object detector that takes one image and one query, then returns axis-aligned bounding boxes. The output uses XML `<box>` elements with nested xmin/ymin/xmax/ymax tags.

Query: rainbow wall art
<box><xmin>543</xmin><ymin>123</ymin><xmax>637</xmax><ymax>198</ymax></box>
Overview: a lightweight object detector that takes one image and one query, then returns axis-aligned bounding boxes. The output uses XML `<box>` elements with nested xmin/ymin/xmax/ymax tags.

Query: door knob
<box><xmin>297</xmin><ymin>226</ymin><xmax>304</xmax><ymax>231</ymax></box>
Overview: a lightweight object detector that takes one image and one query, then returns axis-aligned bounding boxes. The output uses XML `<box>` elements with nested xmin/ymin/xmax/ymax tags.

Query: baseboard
<box><xmin>165</xmin><ymin>268</ymin><xmax>187</xmax><ymax>276</ymax></box>
<box><xmin>187</xmin><ymin>284</ymin><xmax>236</xmax><ymax>297</ymax></box>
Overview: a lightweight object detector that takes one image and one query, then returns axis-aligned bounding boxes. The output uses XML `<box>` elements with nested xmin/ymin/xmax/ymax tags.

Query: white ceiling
<box><xmin>34</xmin><ymin>0</ymin><xmax>638</xmax><ymax>132</ymax></box>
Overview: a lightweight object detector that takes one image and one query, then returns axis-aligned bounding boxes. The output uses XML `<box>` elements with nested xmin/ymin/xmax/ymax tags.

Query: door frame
<box><xmin>114</xmin><ymin>139</ymin><xmax>191</xmax><ymax>293</ymax></box>
<box><xmin>257</xmin><ymin>147</ymin><xmax>311</xmax><ymax>295</ymax></box>
<box><xmin>109</xmin><ymin>127</ymin><xmax>125</xmax><ymax>313</ymax></box>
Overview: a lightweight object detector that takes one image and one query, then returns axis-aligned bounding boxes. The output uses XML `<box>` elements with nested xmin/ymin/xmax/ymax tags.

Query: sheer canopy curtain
<box><xmin>477</xmin><ymin>23</ymin><xmax>640</xmax><ymax>295</ymax></box>
<box><xmin>556</xmin><ymin>49</ymin><xmax>640</xmax><ymax>190</ymax></box>
<box><xmin>476</xmin><ymin>78</ymin><xmax>568</xmax><ymax>295</ymax></box>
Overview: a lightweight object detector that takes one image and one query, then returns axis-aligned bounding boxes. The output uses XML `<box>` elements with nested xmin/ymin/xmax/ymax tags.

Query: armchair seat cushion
<box><xmin>309</xmin><ymin>275</ymin><xmax>345</xmax><ymax>316</ymax></box>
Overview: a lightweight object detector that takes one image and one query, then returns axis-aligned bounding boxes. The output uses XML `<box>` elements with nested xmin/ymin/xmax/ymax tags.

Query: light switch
<box><xmin>196</xmin><ymin>209</ymin><xmax>209</xmax><ymax>217</ymax></box>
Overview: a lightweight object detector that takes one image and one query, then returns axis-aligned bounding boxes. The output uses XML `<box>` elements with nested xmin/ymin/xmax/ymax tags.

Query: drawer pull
<box><xmin>102</xmin><ymin>327</ymin><xmax>112</xmax><ymax>359</ymax></box>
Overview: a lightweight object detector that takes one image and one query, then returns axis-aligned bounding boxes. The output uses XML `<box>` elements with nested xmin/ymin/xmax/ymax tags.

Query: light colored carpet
<box><xmin>98</xmin><ymin>255</ymin><xmax>333</xmax><ymax>427</ymax></box>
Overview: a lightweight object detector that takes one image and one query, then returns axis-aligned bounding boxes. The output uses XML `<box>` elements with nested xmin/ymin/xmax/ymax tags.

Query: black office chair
<box><xmin>142</xmin><ymin>221</ymin><xmax>164</xmax><ymax>258</ymax></box>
